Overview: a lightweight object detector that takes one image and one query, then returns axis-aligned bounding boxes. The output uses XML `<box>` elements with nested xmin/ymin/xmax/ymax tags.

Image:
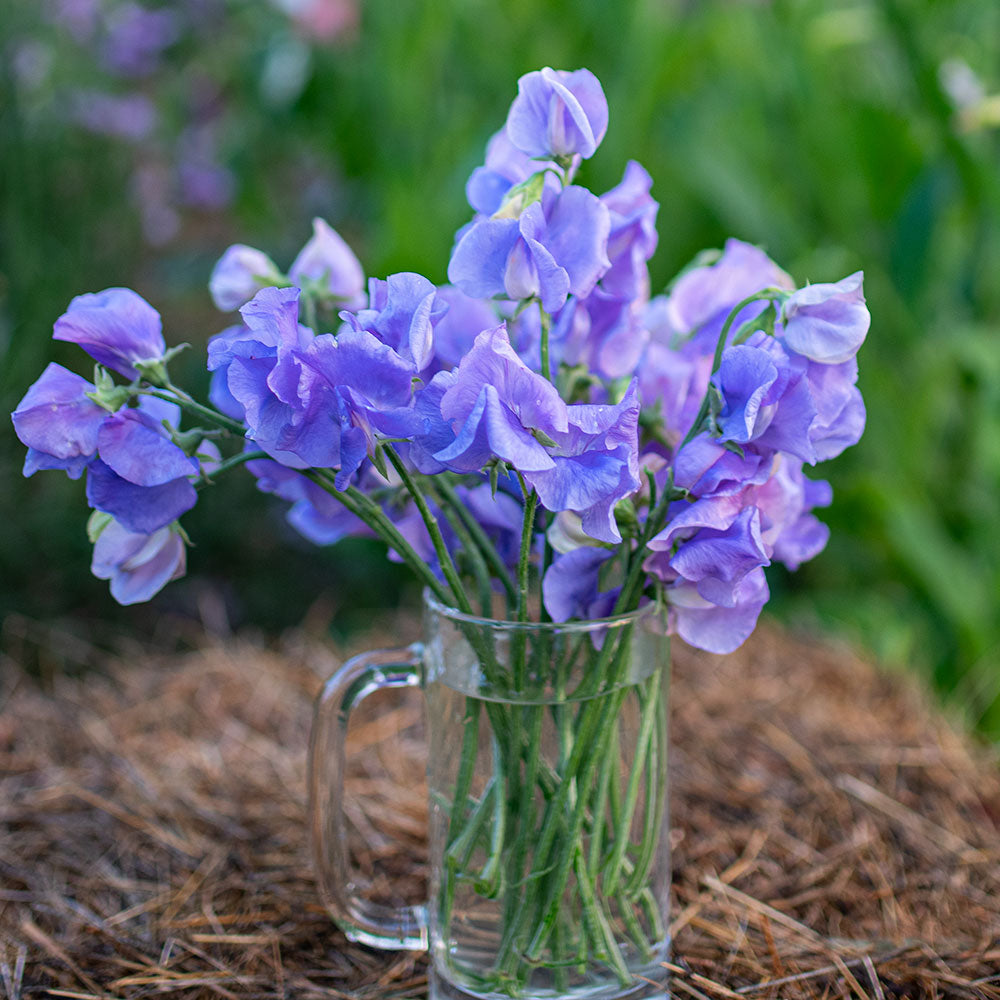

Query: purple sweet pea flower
<box><xmin>12</xmin><ymin>363</ymin><xmax>107</xmax><ymax>479</ymax></box>
<box><xmin>637</xmin><ymin>333</ymin><xmax>713</xmax><ymax>449</ymax></box>
<box><xmin>83</xmin><ymin>406</ymin><xmax>200</xmax><ymax>534</ymax></box>
<box><xmin>448</xmin><ymin>185</ymin><xmax>610</xmax><ymax>315</ymax></box>
<box><xmin>666</xmin><ymin>506</ymin><xmax>770</xmax><ymax>607</ymax></box>
<box><xmin>295</xmin><ymin>328</ymin><xmax>418</xmax><ymax>486</ymax></box>
<box><xmin>506</xmin><ymin>68</ymin><xmax>608</xmax><ymax>161</ymax></box>
<box><xmin>247</xmin><ymin>457</ymin><xmax>369</xmax><ymax>545</ymax></box>
<box><xmin>342</xmin><ymin>272</ymin><xmax>448</xmax><ymax>372</ymax></box>
<box><xmin>598</xmin><ymin>161</ymin><xmax>658</xmax><ymax>302</ymax></box>
<box><xmin>85</xmin><ymin>460</ymin><xmax>197</xmax><ymax>534</ymax></box>
<box><xmin>434</xmin><ymin>325</ymin><xmax>567</xmax><ymax>474</ymax></box>
<box><xmin>559</xmin><ymin>293</ymin><xmax>649</xmax><ymax>380</ymax></box>
<box><xmin>289</xmin><ymin>218</ymin><xmax>366</xmax><ymax>310</ymax></box>
<box><xmin>752</xmin><ymin>456</ymin><xmax>832</xmax><ymax>571</ymax></box>
<box><xmin>804</xmin><ymin>356</ymin><xmax>866</xmax><ymax>461</ymax></box>
<box><xmin>209</xmin><ymin>245</ymin><xmax>282</xmax><ymax>312</ymax></box>
<box><xmin>665</xmin><ymin>567</ymin><xmax>769</xmax><ymax>655</ymax></box>
<box><xmin>645</xmin><ymin>493</ymin><xmax>770</xmax><ymax>601</ymax></box>
<box><xmin>672</xmin><ymin>434</ymin><xmax>772</xmax><ymax>498</ymax></box>
<box><xmin>525</xmin><ymin>381</ymin><xmax>641</xmax><ymax>543</ymax></box>
<box><xmin>543</xmin><ymin>546</ymin><xmax>615</xmax><ymax>622</ymax></box>
<box><xmin>713</xmin><ymin>335</ymin><xmax>817</xmax><ymax>464</ymax></box>
<box><xmin>780</xmin><ymin>272</ymin><xmax>869</xmax><ymax>364</ymax></box>
<box><xmin>53</xmin><ymin>288</ymin><xmax>166</xmax><ymax>379</ymax></box>
<box><xmin>96</xmin><ymin>409</ymin><xmax>199</xmax><ymax>486</ymax></box>
<box><xmin>91</xmin><ymin>519</ymin><xmax>186</xmax><ymax>605</ymax></box>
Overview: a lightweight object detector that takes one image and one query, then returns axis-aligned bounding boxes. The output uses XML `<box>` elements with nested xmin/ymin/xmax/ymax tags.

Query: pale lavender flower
<box><xmin>525</xmin><ymin>381</ymin><xmax>641</xmax><ymax>543</ymax></box>
<box><xmin>433</xmin><ymin>325</ymin><xmax>568</xmax><ymax>474</ymax></box>
<box><xmin>91</xmin><ymin>519</ymin><xmax>186</xmax><ymax>605</ymax></box>
<box><xmin>342</xmin><ymin>272</ymin><xmax>447</xmax><ymax>371</ymax></box>
<box><xmin>247</xmin><ymin>457</ymin><xmax>368</xmax><ymax>545</ymax></box>
<box><xmin>465</xmin><ymin>128</ymin><xmax>565</xmax><ymax>216</ymax></box>
<box><xmin>12</xmin><ymin>363</ymin><xmax>106</xmax><ymax>479</ymax></box>
<box><xmin>289</xmin><ymin>218</ymin><xmax>366</xmax><ymax>309</ymax></box>
<box><xmin>209</xmin><ymin>245</ymin><xmax>282</xmax><ymax>311</ymax></box>
<box><xmin>506</xmin><ymin>68</ymin><xmax>608</xmax><ymax>161</ymax></box>
<box><xmin>780</xmin><ymin>272</ymin><xmax>869</xmax><ymax>364</ymax></box>
<box><xmin>666</xmin><ymin>568</ymin><xmax>769</xmax><ymax>655</ymax></box>
<box><xmin>448</xmin><ymin>185</ymin><xmax>610</xmax><ymax>315</ymax></box>
<box><xmin>665</xmin><ymin>238</ymin><xmax>793</xmax><ymax>345</ymax></box>
<box><xmin>427</xmin><ymin>285</ymin><xmax>498</xmax><ymax>371</ymax></box>
<box><xmin>543</xmin><ymin>547</ymin><xmax>616</xmax><ymax>623</ymax></box>
<box><xmin>598</xmin><ymin>161</ymin><xmax>658</xmax><ymax>302</ymax></box>
<box><xmin>53</xmin><ymin>287</ymin><xmax>166</xmax><ymax>379</ymax></box>
<box><xmin>713</xmin><ymin>335</ymin><xmax>817</xmax><ymax>464</ymax></box>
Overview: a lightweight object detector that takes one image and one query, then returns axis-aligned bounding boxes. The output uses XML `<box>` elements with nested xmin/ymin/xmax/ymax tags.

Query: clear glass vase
<box><xmin>309</xmin><ymin>591</ymin><xmax>671</xmax><ymax>1000</ymax></box>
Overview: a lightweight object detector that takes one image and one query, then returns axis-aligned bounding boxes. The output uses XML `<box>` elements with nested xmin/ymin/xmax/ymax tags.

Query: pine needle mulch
<box><xmin>1</xmin><ymin>617</ymin><xmax>999</xmax><ymax>1000</ymax></box>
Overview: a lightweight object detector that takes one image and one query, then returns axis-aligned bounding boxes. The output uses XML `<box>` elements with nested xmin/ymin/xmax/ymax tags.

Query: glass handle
<box><xmin>308</xmin><ymin>644</ymin><xmax>428</xmax><ymax>950</ymax></box>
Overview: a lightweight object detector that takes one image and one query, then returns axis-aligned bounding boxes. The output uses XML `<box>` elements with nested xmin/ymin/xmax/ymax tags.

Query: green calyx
<box><xmin>492</xmin><ymin>170</ymin><xmax>547</xmax><ymax>220</ymax></box>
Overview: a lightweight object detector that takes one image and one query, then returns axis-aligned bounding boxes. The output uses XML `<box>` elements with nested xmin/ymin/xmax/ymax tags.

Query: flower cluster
<box><xmin>12</xmin><ymin>67</ymin><xmax>868</xmax><ymax>652</ymax></box>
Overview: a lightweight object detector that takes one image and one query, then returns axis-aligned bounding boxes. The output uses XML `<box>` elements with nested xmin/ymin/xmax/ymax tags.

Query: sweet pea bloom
<box><xmin>448</xmin><ymin>184</ymin><xmax>610</xmax><ymax>315</ymax></box>
<box><xmin>506</xmin><ymin>68</ymin><xmax>608</xmax><ymax>161</ymax></box>
<box><xmin>664</xmin><ymin>239</ymin><xmax>793</xmax><ymax>345</ymax></box>
<box><xmin>53</xmin><ymin>287</ymin><xmax>166</xmax><ymax>379</ymax></box>
<box><xmin>12</xmin><ymin>363</ymin><xmax>107</xmax><ymax>479</ymax></box>
<box><xmin>289</xmin><ymin>217</ymin><xmax>366</xmax><ymax>309</ymax></box>
<box><xmin>209</xmin><ymin>245</ymin><xmax>282</xmax><ymax>311</ymax></box>
<box><xmin>341</xmin><ymin>272</ymin><xmax>448</xmax><ymax>372</ymax></box>
<box><xmin>713</xmin><ymin>336</ymin><xmax>817</xmax><ymax>464</ymax></box>
<box><xmin>85</xmin><ymin>406</ymin><xmax>199</xmax><ymax>534</ymax></box>
<box><xmin>433</xmin><ymin>325</ymin><xmax>567</xmax><ymax>474</ymax></box>
<box><xmin>91</xmin><ymin>518</ymin><xmax>187</xmax><ymax>605</ymax></box>
<box><xmin>780</xmin><ymin>272</ymin><xmax>869</xmax><ymax>364</ymax></box>
<box><xmin>524</xmin><ymin>381</ymin><xmax>641</xmax><ymax>543</ymax></box>
<box><xmin>9</xmin><ymin>64</ymin><xmax>869</xmax><ymax>658</ymax></box>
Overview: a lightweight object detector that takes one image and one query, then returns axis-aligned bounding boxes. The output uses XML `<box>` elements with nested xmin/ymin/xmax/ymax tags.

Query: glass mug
<box><xmin>309</xmin><ymin>591</ymin><xmax>671</xmax><ymax>1000</ymax></box>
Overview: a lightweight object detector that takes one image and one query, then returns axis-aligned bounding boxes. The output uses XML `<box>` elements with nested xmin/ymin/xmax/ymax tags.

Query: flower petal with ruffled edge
<box><xmin>12</xmin><ymin>363</ymin><xmax>106</xmax><ymax>478</ymax></box>
<box><xmin>91</xmin><ymin>520</ymin><xmax>186</xmax><ymax>605</ymax></box>
<box><xmin>53</xmin><ymin>288</ymin><xmax>165</xmax><ymax>379</ymax></box>
<box><xmin>506</xmin><ymin>67</ymin><xmax>608</xmax><ymax>160</ymax></box>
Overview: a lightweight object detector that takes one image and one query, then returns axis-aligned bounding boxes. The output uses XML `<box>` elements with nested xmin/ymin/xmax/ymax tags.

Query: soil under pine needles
<box><xmin>1</xmin><ymin>615</ymin><xmax>999</xmax><ymax>1000</ymax></box>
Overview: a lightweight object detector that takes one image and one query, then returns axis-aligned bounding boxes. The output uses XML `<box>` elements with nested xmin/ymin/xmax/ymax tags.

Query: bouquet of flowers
<box><xmin>12</xmin><ymin>67</ymin><xmax>867</xmax><ymax>999</ymax></box>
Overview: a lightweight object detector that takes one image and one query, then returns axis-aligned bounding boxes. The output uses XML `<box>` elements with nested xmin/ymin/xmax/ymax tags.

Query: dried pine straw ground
<box><xmin>1</xmin><ymin>616</ymin><xmax>999</xmax><ymax>999</ymax></box>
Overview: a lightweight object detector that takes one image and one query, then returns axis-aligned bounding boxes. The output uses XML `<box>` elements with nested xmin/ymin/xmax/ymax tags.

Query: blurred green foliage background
<box><xmin>2</xmin><ymin>0</ymin><xmax>999</xmax><ymax>731</ymax></box>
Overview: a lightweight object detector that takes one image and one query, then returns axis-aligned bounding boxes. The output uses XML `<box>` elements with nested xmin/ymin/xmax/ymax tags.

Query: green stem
<box><xmin>602</xmin><ymin>669</ymin><xmax>662</xmax><ymax>894</ymax></box>
<box><xmin>539</xmin><ymin>305</ymin><xmax>552</xmax><ymax>382</ymax></box>
<box><xmin>139</xmin><ymin>388</ymin><xmax>246</xmax><ymax>436</ymax></box>
<box><xmin>436</xmin><ymin>476</ymin><xmax>518</xmax><ymax>606</ymax></box>
<box><xmin>384</xmin><ymin>445</ymin><xmax>471</xmax><ymax>613</ymax></box>
<box><xmin>425</xmin><ymin>479</ymin><xmax>493</xmax><ymax>615</ymax></box>
<box><xmin>305</xmin><ymin>470</ymin><xmax>453</xmax><ymax>606</ymax></box>
<box><xmin>573</xmin><ymin>847</ymin><xmax>631</xmax><ymax>986</ymax></box>
<box><xmin>587</xmin><ymin>715</ymin><xmax>619</xmax><ymax>880</ymax></box>
<box><xmin>195</xmin><ymin>448</ymin><xmax>268</xmax><ymax>487</ymax></box>
<box><xmin>516</xmin><ymin>484</ymin><xmax>539</xmax><ymax>623</ymax></box>
<box><xmin>626</xmin><ymin>668</ymin><xmax>668</xmax><ymax>899</ymax></box>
